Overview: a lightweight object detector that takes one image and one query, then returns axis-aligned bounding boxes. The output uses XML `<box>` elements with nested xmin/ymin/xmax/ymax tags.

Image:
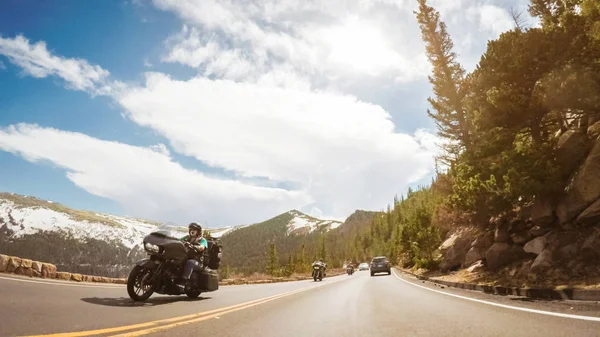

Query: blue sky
<box><xmin>0</xmin><ymin>0</ymin><xmax>531</xmax><ymax>225</ymax></box>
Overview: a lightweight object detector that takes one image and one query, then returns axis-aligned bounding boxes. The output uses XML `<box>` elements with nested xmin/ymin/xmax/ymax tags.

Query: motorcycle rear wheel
<box><xmin>186</xmin><ymin>290</ymin><xmax>202</xmax><ymax>299</ymax></box>
<box><xmin>127</xmin><ymin>265</ymin><xmax>155</xmax><ymax>301</ymax></box>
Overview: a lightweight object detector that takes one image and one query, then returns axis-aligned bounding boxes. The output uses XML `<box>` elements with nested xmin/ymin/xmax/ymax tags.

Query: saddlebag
<box><xmin>204</xmin><ymin>238</ymin><xmax>222</xmax><ymax>270</ymax></box>
<box><xmin>199</xmin><ymin>268</ymin><xmax>219</xmax><ymax>292</ymax></box>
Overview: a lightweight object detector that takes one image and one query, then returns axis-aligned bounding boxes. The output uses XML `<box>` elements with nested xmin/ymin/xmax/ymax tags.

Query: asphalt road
<box><xmin>1</xmin><ymin>270</ymin><xmax>600</xmax><ymax>337</ymax></box>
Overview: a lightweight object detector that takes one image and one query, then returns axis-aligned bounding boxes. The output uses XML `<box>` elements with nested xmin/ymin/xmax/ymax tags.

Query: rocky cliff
<box><xmin>437</xmin><ymin>121</ymin><xmax>600</xmax><ymax>287</ymax></box>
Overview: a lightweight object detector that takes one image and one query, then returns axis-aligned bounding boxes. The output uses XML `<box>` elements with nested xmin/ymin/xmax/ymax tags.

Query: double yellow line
<box><xmin>24</xmin><ymin>277</ymin><xmax>346</xmax><ymax>337</ymax></box>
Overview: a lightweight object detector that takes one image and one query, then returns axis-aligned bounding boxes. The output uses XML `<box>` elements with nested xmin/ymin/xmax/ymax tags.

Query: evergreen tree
<box><xmin>415</xmin><ymin>0</ymin><xmax>471</xmax><ymax>159</ymax></box>
<box><xmin>266</xmin><ymin>243</ymin><xmax>278</xmax><ymax>276</ymax></box>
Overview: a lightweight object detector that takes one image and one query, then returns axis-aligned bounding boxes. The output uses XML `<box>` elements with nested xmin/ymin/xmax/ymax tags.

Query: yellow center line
<box><xmin>22</xmin><ymin>276</ymin><xmax>348</xmax><ymax>337</ymax></box>
<box><xmin>107</xmin><ymin>287</ymin><xmax>314</xmax><ymax>337</ymax></box>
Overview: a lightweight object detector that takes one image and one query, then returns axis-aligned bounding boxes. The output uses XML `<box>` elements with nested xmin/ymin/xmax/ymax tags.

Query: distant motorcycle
<box><xmin>127</xmin><ymin>223</ymin><xmax>222</xmax><ymax>302</ymax></box>
<box><xmin>311</xmin><ymin>261</ymin><xmax>326</xmax><ymax>282</ymax></box>
<box><xmin>346</xmin><ymin>265</ymin><xmax>354</xmax><ymax>275</ymax></box>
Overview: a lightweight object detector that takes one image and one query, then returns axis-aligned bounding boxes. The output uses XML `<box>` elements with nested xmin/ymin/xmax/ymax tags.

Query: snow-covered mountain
<box><xmin>0</xmin><ymin>193</ymin><xmax>341</xmax><ymax>249</ymax></box>
<box><xmin>286</xmin><ymin>210</ymin><xmax>342</xmax><ymax>235</ymax></box>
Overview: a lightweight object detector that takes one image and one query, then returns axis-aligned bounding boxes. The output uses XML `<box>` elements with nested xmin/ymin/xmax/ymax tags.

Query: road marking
<box><xmin>392</xmin><ymin>270</ymin><xmax>600</xmax><ymax>322</ymax></box>
<box><xmin>23</xmin><ymin>276</ymin><xmax>347</xmax><ymax>337</ymax></box>
<box><xmin>0</xmin><ymin>276</ymin><xmax>123</xmax><ymax>289</ymax></box>
<box><xmin>106</xmin><ymin>287</ymin><xmax>313</xmax><ymax>337</ymax></box>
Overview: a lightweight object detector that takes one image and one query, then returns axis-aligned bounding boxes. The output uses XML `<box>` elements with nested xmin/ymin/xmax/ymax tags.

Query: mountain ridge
<box><xmin>0</xmin><ymin>192</ymin><xmax>345</xmax><ymax>245</ymax></box>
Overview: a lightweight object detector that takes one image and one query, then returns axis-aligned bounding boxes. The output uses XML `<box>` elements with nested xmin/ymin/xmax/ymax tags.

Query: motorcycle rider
<box><xmin>313</xmin><ymin>259</ymin><xmax>327</xmax><ymax>277</ymax></box>
<box><xmin>175</xmin><ymin>222</ymin><xmax>208</xmax><ymax>291</ymax></box>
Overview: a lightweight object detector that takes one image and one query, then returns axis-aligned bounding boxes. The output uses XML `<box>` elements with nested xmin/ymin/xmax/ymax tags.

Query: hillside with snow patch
<box><xmin>0</xmin><ymin>193</ymin><xmax>246</xmax><ymax>248</ymax></box>
<box><xmin>286</xmin><ymin>210</ymin><xmax>343</xmax><ymax>235</ymax></box>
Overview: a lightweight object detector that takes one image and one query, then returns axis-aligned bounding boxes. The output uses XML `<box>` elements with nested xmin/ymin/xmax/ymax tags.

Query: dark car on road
<box><xmin>370</xmin><ymin>256</ymin><xmax>391</xmax><ymax>276</ymax></box>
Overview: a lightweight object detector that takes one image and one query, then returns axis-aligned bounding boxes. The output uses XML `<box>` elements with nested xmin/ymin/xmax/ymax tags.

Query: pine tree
<box><xmin>284</xmin><ymin>255</ymin><xmax>295</xmax><ymax>277</ymax></box>
<box><xmin>297</xmin><ymin>244</ymin><xmax>306</xmax><ymax>273</ymax></box>
<box><xmin>415</xmin><ymin>0</ymin><xmax>470</xmax><ymax>160</ymax></box>
<box><xmin>318</xmin><ymin>237</ymin><xmax>327</xmax><ymax>261</ymax></box>
<box><xmin>266</xmin><ymin>243</ymin><xmax>278</xmax><ymax>276</ymax></box>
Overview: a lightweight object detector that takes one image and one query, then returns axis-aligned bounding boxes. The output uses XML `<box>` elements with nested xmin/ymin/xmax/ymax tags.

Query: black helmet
<box><xmin>188</xmin><ymin>222</ymin><xmax>202</xmax><ymax>232</ymax></box>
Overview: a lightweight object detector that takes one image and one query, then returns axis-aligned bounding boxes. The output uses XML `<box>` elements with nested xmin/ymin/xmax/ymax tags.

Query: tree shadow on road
<box><xmin>80</xmin><ymin>296</ymin><xmax>211</xmax><ymax>308</ymax></box>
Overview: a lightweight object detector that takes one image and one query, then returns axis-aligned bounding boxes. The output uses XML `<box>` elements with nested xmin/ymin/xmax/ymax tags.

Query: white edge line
<box><xmin>0</xmin><ymin>276</ymin><xmax>124</xmax><ymax>289</ymax></box>
<box><xmin>392</xmin><ymin>270</ymin><xmax>600</xmax><ymax>322</ymax></box>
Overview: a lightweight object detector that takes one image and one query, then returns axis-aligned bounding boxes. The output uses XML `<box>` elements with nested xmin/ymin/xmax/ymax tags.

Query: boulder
<box><xmin>524</xmin><ymin>236</ymin><xmax>547</xmax><ymax>255</ymax></box>
<box><xmin>41</xmin><ymin>263</ymin><xmax>57</xmax><ymax>278</ymax></box>
<box><xmin>55</xmin><ymin>272</ymin><xmax>71</xmax><ymax>280</ymax></box>
<box><xmin>471</xmin><ymin>232</ymin><xmax>493</xmax><ymax>248</ymax></box>
<box><xmin>530</xmin><ymin>249</ymin><xmax>554</xmax><ymax>274</ymax></box>
<box><xmin>556</xmin><ymin>138</ymin><xmax>600</xmax><ymax>224</ymax></box>
<box><xmin>494</xmin><ymin>229</ymin><xmax>510</xmax><ymax>243</ymax></box>
<box><xmin>31</xmin><ymin>261</ymin><xmax>43</xmax><ymax>274</ymax></box>
<box><xmin>558</xmin><ymin>244</ymin><xmax>579</xmax><ymax>261</ymax></box>
<box><xmin>467</xmin><ymin>260</ymin><xmax>484</xmax><ymax>273</ymax></box>
<box><xmin>576</xmin><ymin>198</ymin><xmax>600</xmax><ymax>226</ymax></box>
<box><xmin>485</xmin><ymin>243</ymin><xmax>524</xmax><ymax>271</ymax></box>
<box><xmin>517</xmin><ymin>260</ymin><xmax>534</xmax><ymax>277</ymax></box>
<box><xmin>0</xmin><ymin>254</ymin><xmax>9</xmax><ymax>272</ymax></box>
<box><xmin>556</xmin><ymin>130</ymin><xmax>591</xmax><ymax>178</ymax></box>
<box><xmin>530</xmin><ymin>226</ymin><xmax>551</xmax><ymax>237</ymax></box>
<box><xmin>6</xmin><ymin>257</ymin><xmax>21</xmax><ymax>273</ymax></box>
<box><xmin>580</xmin><ymin>229</ymin><xmax>600</xmax><ymax>258</ymax></box>
<box><xmin>545</xmin><ymin>230</ymin><xmax>578</xmax><ymax>248</ymax></box>
<box><xmin>440</xmin><ymin>232</ymin><xmax>461</xmax><ymax>250</ymax></box>
<box><xmin>440</xmin><ymin>231</ymin><xmax>474</xmax><ymax>271</ymax></box>
<box><xmin>464</xmin><ymin>247</ymin><xmax>487</xmax><ymax>267</ymax></box>
<box><xmin>531</xmin><ymin>196</ymin><xmax>556</xmax><ymax>227</ymax></box>
<box><xmin>83</xmin><ymin>275</ymin><xmax>94</xmax><ymax>282</ymax></box>
<box><xmin>70</xmin><ymin>274</ymin><xmax>83</xmax><ymax>282</ymax></box>
<box><xmin>508</xmin><ymin>219</ymin><xmax>528</xmax><ymax>233</ymax></box>
<box><xmin>14</xmin><ymin>267</ymin><xmax>34</xmax><ymax>277</ymax></box>
<box><xmin>588</xmin><ymin>120</ymin><xmax>600</xmax><ymax>140</ymax></box>
<box><xmin>20</xmin><ymin>259</ymin><xmax>33</xmax><ymax>269</ymax></box>
<box><xmin>511</xmin><ymin>231</ymin><xmax>533</xmax><ymax>245</ymax></box>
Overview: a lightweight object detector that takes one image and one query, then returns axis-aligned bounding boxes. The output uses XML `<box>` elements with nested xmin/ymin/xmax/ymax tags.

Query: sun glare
<box><xmin>325</xmin><ymin>17</ymin><xmax>398</xmax><ymax>75</ymax></box>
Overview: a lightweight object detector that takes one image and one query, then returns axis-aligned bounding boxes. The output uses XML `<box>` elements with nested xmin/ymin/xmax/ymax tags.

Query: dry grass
<box><xmin>0</xmin><ymin>193</ymin><xmax>131</xmax><ymax>228</ymax></box>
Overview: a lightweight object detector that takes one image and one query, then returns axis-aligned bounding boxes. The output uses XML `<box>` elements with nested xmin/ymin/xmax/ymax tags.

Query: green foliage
<box><xmin>414</xmin><ymin>0</ymin><xmax>600</xmax><ymax>224</ymax></box>
<box><xmin>266</xmin><ymin>243</ymin><xmax>278</xmax><ymax>276</ymax></box>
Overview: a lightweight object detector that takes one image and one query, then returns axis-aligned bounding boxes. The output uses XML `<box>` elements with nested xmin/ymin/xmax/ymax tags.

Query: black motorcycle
<box><xmin>311</xmin><ymin>261</ymin><xmax>326</xmax><ymax>282</ymax></box>
<box><xmin>346</xmin><ymin>265</ymin><xmax>354</xmax><ymax>275</ymax></box>
<box><xmin>127</xmin><ymin>223</ymin><xmax>222</xmax><ymax>302</ymax></box>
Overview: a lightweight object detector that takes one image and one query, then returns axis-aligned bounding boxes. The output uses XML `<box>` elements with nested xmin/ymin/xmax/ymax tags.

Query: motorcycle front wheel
<box><xmin>127</xmin><ymin>265</ymin><xmax>155</xmax><ymax>301</ymax></box>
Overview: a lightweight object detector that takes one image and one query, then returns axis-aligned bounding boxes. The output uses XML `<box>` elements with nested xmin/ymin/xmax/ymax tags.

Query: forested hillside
<box><xmin>220</xmin><ymin>209</ymin><xmax>379</xmax><ymax>276</ymax></box>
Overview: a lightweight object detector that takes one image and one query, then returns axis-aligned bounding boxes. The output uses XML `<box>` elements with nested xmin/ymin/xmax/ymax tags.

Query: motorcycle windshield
<box><xmin>151</xmin><ymin>222</ymin><xmax>189</xmax><ymax>240</ymax></box>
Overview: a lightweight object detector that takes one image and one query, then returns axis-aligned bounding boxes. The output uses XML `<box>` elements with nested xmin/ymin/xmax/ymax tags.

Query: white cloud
<box><xmin>116</xmin><ymin>72</ymin><xmax>440</xmax><ymax>219</ymax></box>
<box><xmin>0</xmin><ymin>124</ymin><xmax>312</xmax><ymax>224</ymax></box>
<box><xmin>472</xmin><ymin>4</ymin><xmax>515</xmax><ymax>36</ymax></box>
<box><xmin>153</xmin><ymin>0</ymin><xmax>530</xmax><ymax>86</ymax></box>
<box><xmin>156</xmin><ymin>0</ymin><xmax>430</xmax><ymax>86</ymax></box>
<box><xmin>0</xmin><ymin>35</ymin><xmax>120</xmax><ymax>96</ymax></box>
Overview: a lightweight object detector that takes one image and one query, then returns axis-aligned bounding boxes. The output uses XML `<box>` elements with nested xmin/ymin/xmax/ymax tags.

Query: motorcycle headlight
<box><xmin>144</xmin><ymin>242</ymin><xmax>160</xmax><ymax>253</ymax></box>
